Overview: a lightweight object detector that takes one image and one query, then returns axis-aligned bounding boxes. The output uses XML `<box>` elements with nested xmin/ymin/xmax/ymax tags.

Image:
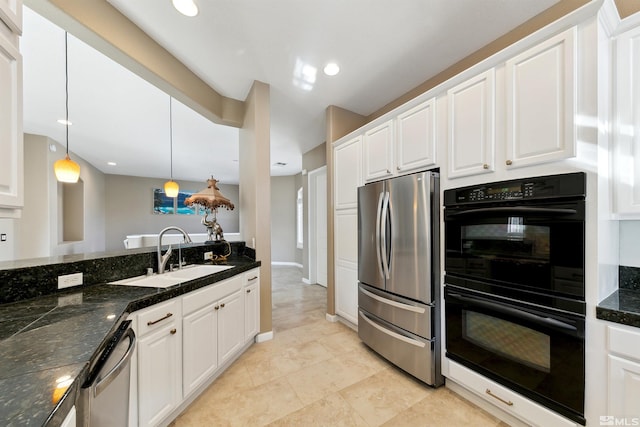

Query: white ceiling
<box><xmin>22</xmin><ymin>0</ymin><xmax>560</xmax><ymax>185</ymax></box>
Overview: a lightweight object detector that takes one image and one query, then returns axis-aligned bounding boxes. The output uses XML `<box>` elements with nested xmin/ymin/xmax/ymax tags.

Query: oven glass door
<box><xmin>444</xmin><ymin>201</ymin><xmax>584</xmax><ymax>298</ymax></box>
<box><xmin>445</xmin><ymin>286</ymin><xmax>585</xmax><ymax>423</ymax></box>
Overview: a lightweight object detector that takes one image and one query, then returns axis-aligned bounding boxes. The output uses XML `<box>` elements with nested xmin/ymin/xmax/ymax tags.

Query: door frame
<box><xmin>308</xmin><ymin>166</ymin><xmax>327</xmax><ymax>286</ymax></box>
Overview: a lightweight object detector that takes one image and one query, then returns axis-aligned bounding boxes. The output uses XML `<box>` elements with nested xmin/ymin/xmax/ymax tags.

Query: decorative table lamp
<box><xmin>184</xmin><ymin>178</ymin><xmax>235</xmax><ymax>242</ymax></box>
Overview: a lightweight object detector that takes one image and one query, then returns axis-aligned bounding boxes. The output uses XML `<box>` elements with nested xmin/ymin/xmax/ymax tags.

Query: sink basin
<box><xmin>109</xmin><ymin>265</ymin><xmax>234</xmax><ymax>288</ymax></box>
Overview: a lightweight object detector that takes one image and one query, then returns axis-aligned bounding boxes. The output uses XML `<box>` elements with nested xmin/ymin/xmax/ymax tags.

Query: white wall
<box><xmin>270</xmin><ymin>175</ymin><xmax>297</xmax><ymax>263</ymax></box>
<box><xmin>619</xmin><ymin>221</ymin><xmax>640</xmax><ymax>267</ymax></box>
<box><xmin>104</xmin><ymin>175</ymin><xmax>239</xmax><ymax>251</ymax></box>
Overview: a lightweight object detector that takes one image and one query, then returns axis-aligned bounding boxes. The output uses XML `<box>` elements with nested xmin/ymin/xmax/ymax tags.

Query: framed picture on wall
<box><xmin>176</xmin><ymin>191</ymin><xmax>197</xmax><ymax>215</ymax></box>
<box><xmin>153</xmin><ymin>189</ymin><xmax>175</xmax><ymax>214</ymax></box>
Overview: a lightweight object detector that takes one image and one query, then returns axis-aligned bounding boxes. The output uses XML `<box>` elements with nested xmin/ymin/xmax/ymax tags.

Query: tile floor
<box><xmin>172</xmin><ymin>266</ymin><xmax>508</xmax><ymax>426</ymax></box>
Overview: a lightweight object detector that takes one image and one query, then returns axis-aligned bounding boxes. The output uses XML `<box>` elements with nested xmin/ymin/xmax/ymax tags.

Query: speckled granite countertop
<box><xmin>0</xmin><ymin>257</ymin><xmax>259</xmax><ymax>426</ymax></box>
<box><xmin>596</xmin><ymin>289</ymin><xmax>640</xmax><ymax>328</ymax></box>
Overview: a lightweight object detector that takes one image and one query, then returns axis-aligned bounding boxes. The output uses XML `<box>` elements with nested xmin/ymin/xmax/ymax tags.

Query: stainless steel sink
<box><xmin>109</xmin><ymin>265</ymin><xmax>234</xmax><ymax>288</ymax></box>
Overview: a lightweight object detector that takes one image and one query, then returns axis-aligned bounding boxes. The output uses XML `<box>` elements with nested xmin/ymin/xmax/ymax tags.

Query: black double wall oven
<box><xmin>444</xmin><ymin>172</ymin><xmax>586</xmax><ymax>425</ymax></box>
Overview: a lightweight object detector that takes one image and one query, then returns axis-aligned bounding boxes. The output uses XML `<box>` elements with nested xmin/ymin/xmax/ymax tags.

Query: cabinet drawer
<box><xmin>137</xmin><ymin>299</ymin><xmax>181</xmax><ymax>337</ymax></box>
<box><xmin>182</xmin><ymin>276</ymin><xmax>243</xmax><ymax>316</ymax></box>
<box><xmin>447</xmin><ymin>360</ymin><xmax>576</xmax><ymax>427</ymax></box>
<box><xmin>245</xmin><ymin>268</ymin><xmax>260</xmax><ymax>284</ymax></box>
<box><xmin>608</xmin><ymin>325</ymin><xmax>640</xmax><ymax>362</ymax></box>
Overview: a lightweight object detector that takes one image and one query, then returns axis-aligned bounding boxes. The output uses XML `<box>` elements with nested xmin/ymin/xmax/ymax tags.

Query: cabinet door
<box><xmin>334</xmin><ymin>136</ymin><xmax>362</xmax><ymax>210</ymax></box>
<box><xmin>364</xmin><ymin>120</ymin><xmax>394</xmax><ymax>182</ymax></box>
<box><xmin>608</xmin><ymin>355</ymin><xmax>640</xmax><ymax>419</ymax></box>
<box><xmin>613</xmin><ymin>26</ymin><xmax>640</xmax><ymax>215</ymax></box>
<box><xmin>218</xmin><ymin>289</ymin><xmax>244</xmax><ymax>365</ymax></box>
<box><xmin>244</xmin><ymin>274</ymin><xmax>260</xmax><ymax>341</ymax></box>
<box><xmin>0</xmin><ymin>32</ymin><xmax>22</xmax><ymax>215</ymax></box>
<box><xmin>183</xmin><ymin>304</ymin><xmax>218</xmax><ymax>398</ymax></box>
<box><xmin>335</xmin><ymin>210</ymin><xmax>358</xmax><ymax>324</ymax></box>
<box><xmin>0</xmin><ymin>0</ymin><xmax>22</xmax><ymax>34</ymax></box>
<box><xmin>396</xmin><ymin>99</ymin><xmax>436</xmax><ymax>173</ymax></box>
<box><xmin>447</xmin><ymin>69</ymin><xmax>495</xmax><ymax>178</ymax></box>
<box><xmin>505</xmin><ymin>27</ymin><xmax>576</xmax><ymax>169</ymax></box>
<box><xmin>137</xmin><ymin>323</ymin><xmax>181</xmax><ymax>427</ymax></box>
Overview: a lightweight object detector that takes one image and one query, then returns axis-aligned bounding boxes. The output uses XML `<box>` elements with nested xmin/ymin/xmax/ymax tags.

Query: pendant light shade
<box><xmin>54</xmin><ymin>32</ymin><xmax>80</xmax><ymax>183</ymax></box>
<box><xmin>164</xmin><ymin>97</ymin><xmax>179</xmax><ymax>197</ymax></box>
<box><xmin>54</xmin><ymin>155</ymin><xmax>81</xmax><ymax>183</ymax></box>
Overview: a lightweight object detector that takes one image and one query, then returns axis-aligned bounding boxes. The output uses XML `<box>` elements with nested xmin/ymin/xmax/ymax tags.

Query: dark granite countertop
<box><xmin>596</xmin><ymin>288</ymin><xmax>640</xmax><ymax>328</ymax></box>
<box><xmin>0</xmin><ymin>257</ymin><xmax>260</xmax><ymax>426</ymax></box>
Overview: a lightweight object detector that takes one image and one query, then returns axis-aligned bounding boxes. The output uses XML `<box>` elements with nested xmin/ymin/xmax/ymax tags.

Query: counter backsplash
<box><xmin>619</xmin><ymin>265</ymin><xmax>640</xmax><ymax>291</ymax></box>
<box><xmin>0</xmin><ymin>241</ymin><xmax>250</xmax><ymax>305</ymax></box>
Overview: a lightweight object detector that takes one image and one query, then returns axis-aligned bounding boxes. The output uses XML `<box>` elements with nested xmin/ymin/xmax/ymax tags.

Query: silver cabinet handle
<box><xmin>486</xmin><ymin>389</ymin><xmax>514</xmax><ymax>406</ymax></box>
<box><xmin>147</xmin><ymin>312</ymin><xmax>173</xmax><ymax>326</ymax></box>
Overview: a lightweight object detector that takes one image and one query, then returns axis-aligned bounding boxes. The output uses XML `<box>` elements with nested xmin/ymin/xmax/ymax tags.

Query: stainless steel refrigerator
<box><xmin>357</xmin><ymin>170</ymin><xmax>443</xmax><ymax>386</ymax></box>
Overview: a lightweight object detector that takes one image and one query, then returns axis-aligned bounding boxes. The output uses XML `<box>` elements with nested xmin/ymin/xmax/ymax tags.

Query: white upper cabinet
<box><xmin>0</xmin><ymin>23</ymin><xmax>23</xmax><ymax>217</ymax></box>
<box><xmin>396</xmin><ymin>99</ymin><xmax>437</xmax><ymax>173</ymax></box>
<box><xmin>613</xmin><ymin>25</ymin><xmax>640</xmax><ymax>216</ymax></box>
<box><xmin>334</xmin><ymin>136</ymin><xmax>362</xmax><ymax>210</ymax></box>
<box><xmin>447</xmin><ymin>69</ymin><xmax>496</xmax><ymax>179</ymax></box>
<box><xmin>505</xmin><ymin>27</ymin><xmax>576</xmax><ymax>169</ymax></box>
<box><xmin>363</xmin><ymin>120</ymin><xmax>394</xmax><ymax>182</ymax></box>
<box><xmin>0</xmin><ymin>0</ymin><xmax>22</xmax><ymax>34</ymax></box>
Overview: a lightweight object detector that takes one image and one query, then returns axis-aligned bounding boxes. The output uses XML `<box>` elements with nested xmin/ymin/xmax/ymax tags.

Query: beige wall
<box><xmin>271</xmin><ymin>176</ymin><xmax>297</xmax><ymax>263</ymax></box>
<box><xmin>240</xmin><ymin>81</ymin><xmax>272</xmax><ymax>334</ymax></box>
<box><xmin>104</xmin><ymin>175</ymin><xmax>239</xmax><ymax>251</ymax></box>
<box><xmin>614</xmin><ymin>0</ymin><xmax>640</xmax><ymax>19</ymax></box>
<box><xmin>15</xmin><ymin>133</ymin><xmax>106</xmax><ymax>260</ymax></box>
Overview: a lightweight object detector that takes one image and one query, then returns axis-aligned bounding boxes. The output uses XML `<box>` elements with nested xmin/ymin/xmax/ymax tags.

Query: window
<box><xmin>297</xmin><ymin>187</ymin><xmax>303</xmax><ymax>249</ymax></box>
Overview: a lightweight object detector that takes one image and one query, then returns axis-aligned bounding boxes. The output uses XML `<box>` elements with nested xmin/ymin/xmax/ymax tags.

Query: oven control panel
<box><xmin>444</xmin><ymin>172</ymin><xmax>586</xmax><ymax>206</ymax></box>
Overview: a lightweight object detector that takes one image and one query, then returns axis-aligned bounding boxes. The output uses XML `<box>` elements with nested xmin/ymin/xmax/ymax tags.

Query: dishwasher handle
<box><xmin>94</xmin><ymin>327</ymin><xmax>135</xmax><ymax>397</ymax></box>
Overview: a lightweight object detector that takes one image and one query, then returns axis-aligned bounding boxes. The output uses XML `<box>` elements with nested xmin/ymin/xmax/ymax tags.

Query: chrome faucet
<box><xmin>157</xmin><ymin>226</ymin><xmax>193</xmax><ymax>274</ymax></box>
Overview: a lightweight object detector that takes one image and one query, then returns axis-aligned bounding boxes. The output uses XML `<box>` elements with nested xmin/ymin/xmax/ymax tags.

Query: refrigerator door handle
<box><xmin>381</xmin><ymin>191</ymin><xmax>390</xmax><ymax>279</ymax></box>
<box><xmin>375</xmin><ymin>192</ymin><xmax>385</xmax><ymax>280</ymax></box>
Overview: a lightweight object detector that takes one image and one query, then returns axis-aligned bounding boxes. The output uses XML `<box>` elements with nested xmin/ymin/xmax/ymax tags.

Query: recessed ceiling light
<box><xmin>172</xmin><ymin>0</ymin><xmax>199</xmax><ymax>17</ymax></box>
<box><xmin>107</xmin><ymin>162</ymin><xmax>117</xmax><ymax>166</ymax></box>
<box><xmin>323</xmin><ymin>62</ymin><xmax>340</xmax><ymax>76</ymax></box>
<box><xmin>57</xmin><ymin>119</ymin><xmax>72</xmax><ymax>126</ymax></box>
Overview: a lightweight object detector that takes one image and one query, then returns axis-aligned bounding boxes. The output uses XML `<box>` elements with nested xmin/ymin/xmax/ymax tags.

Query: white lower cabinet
<box><xmin>607</xmin><ymin>325</ymin><xmax>640</xmax><ymax>419</ymax></box>
<box><xmin>447</xmin><ymin>360</ymin><xmax>577</xmax><ymax>427</ymax></box>
<box><xmin>135</xmin><ymin>299</ymin><xmax>182</xmax><ymax>427</ymax></box>
<box><xmin>334</xmin><ymin>210</ymin><xmax>358</xmax><ymax>324</ymax></box>
<box><xmin>130</xmin><ymin>269</ymin><xmax>259</xmax><ymax>426</ymax></box>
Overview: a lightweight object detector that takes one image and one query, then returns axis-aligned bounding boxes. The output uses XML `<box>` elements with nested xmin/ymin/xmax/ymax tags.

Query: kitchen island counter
<box><xmin>0</xmin><ymin>257</ymin><xmax>260</xmax><ymax>426</ymax></box>
<box><xmin>596</xmin><ymin>288</ymin><xmax>640</xmax><ymax>329</ymax></box>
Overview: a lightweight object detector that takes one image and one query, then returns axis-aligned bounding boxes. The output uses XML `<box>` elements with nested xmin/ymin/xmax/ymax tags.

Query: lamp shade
<box><xmin>184</xmin><ymin>178</ymin><xmax>234</xmax><ymax>211</ymax></box>
<box><xmin>54</xmin><ymin>155</ymin><xmax>80</xmax><ymax>183</ymax></box>
<box><xmin>164</xmin><ymin>179</ymin><xmax>179</xmax><ymax>197</ymax></box>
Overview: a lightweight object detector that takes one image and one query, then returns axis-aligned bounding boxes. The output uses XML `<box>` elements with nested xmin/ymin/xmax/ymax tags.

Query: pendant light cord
<box><xmin>169</xmin><ymin>97</ymin><xmax>174</xmax><ymax>181</ymax></box>
<box><xmin>64</xmin><ymin>31</ymin><xmax>69</xmax><ymax>156</ymax></box>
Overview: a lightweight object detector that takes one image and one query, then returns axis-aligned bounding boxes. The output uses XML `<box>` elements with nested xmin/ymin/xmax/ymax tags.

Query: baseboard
<box><xmin>255</xmin><ymin>331</ymin><xmax>274</xmax><ymax>342</ymax></box>
<box><xmin>271</xmin><ymin>262</ymin><xmax>303</xmax><ymax>268</ymax></box>
<box><xmin>326</xmin><ymin>313</ymin><xmax>339</xmax><ymax>322</ymax></box>
<box><xmin>302</xmin><ymin>277</ymin><xmax>311</xmax><ymax>284</ymax></box>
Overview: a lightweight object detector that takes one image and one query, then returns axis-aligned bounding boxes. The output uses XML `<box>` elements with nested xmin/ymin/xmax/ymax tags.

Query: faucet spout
<box><xmin>157</xmin><ymin>226</ymin><xmax>193</xmax><ymax>274</ymax></box>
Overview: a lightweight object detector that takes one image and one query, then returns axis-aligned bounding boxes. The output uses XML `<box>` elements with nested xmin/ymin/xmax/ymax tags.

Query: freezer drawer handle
<box><xmin>360</xmin><ymin>288</ymin><xmax>425</xmax><ymax>314</ymax></box>
<box><xmin>147</xmin><ymin>312</ymin><xmax>173</xmax><ymax>326</ymax></box>
<box><xmin>94</xmin><ymin>328</ymin><xmax>136</xmax><ymax>398</ymax></box>
<box><xmin>360</xmin><ymin>311</ymin><xmax>425</xmax><ymax>348</ymax></box>
<box><xmin>485</xmin><ymin>389</ymin><xmax>514</xmax><ymax>407</ymax></box>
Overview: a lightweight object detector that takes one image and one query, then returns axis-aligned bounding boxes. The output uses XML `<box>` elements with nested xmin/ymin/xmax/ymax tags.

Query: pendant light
<box><xmin>164</xmin><ymin>97</ymin><xmax>179</xmax><ymax>197</ymax></box>
<box><xmin>54</xmin><ymin>32</ymin><xmax>80</xmax><ymax>183</ymax></box>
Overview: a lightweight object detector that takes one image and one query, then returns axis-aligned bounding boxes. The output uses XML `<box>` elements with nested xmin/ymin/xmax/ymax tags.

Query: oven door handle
<box><xmin>447</xmin><ymin>207</ymin><xmax>577</xmax><ymax>217</ymax></box>
<box><xmin>447</xmin><ymin>292</ymin><xmax>578</xmax><ymax>334</ymax></box>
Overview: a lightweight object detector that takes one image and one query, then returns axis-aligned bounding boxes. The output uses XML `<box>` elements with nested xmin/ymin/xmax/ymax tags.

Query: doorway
<box><xmin>308</xmin><ymin>166</ymin><xmax>327</xmax><ymax>287</ymax></box>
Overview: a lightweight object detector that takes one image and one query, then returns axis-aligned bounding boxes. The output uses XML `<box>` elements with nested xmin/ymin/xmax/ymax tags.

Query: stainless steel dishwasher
<box><xmin>79</xmin><ymin>320</ymin><xmax>136</xmax><ymax>427</ymax></box>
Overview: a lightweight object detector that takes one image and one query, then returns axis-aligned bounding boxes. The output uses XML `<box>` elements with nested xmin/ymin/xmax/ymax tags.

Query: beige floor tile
<box><xmin>382</xmin><ymin>387</ymin><xmax>503</xmax><ymax>427</ymax></box>
<box><xmin>317</xmin><ymin>329</ymin><xmax>366</xmax><ymax>355</ymax></box>
<box><xmin>173</xmin><ymin>377</ymin><xmax>304</xmax><ymax>427</ymax></box>
<box><xmin>271</xmin><ymin>340</ymin><xmax>335</xmax><ymax>375</ymax></box>
<box><xmin>339</xmin><ymin>367</ymin><xmax>433</xmax><ymax>426</ymax></box>
<box><xmin>267</xmin><ymin>393</ymin><xmax>369</xmax><ymax>427</ymax></box>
